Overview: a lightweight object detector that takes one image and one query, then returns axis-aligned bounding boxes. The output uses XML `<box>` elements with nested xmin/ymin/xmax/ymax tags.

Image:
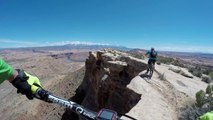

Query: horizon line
<box><xmin>0</xmin><ymin>44</ymin><xmax>213</xmax><ymax>55</ymax></box>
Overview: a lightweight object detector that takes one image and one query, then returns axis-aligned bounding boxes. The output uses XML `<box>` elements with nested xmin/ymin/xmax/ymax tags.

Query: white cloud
<box><xmin>0</xmin><ymin>39</ymin><xmax>40</xmax><ymax>48</ymax></box>
<box><xmin>0</xmin><ymin>39</ymin><xmax>36</xmax><ymax>45</ymax></box>
<box><xmin>44</xmin><ymin>40</ymin><xmax>110</xmax><ymax>46</ymax></box>
<box><xmin>0</xmin><ymin>39</ymin><xmax>111</xmax><ymax>48</ymax></box>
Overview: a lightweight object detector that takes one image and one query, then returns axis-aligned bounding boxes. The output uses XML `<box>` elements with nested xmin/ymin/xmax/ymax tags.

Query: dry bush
<box><xmin>188</xmin><ymin>67</ymin><xmax>203</xmax><ymax>78</ymax></box>
<box><xmin>202</xmin><ymin>76</ymin><xmax>212</xmax><ymax>83</ymax></box>
<box><xmin>158</xmin><ymin>56</ymin><xmax>175</xmax><ymax>64</ymax></box>
<box><xmin>180</xmin><ymin>85</ymin><xmax>213</xmax><ymax>120</ymax></box>
<box><xmin>156</xmin><ymin>62</ymin><xmax>161</xmax><ymax>65</ymax></box>
<box><xmin>169</xmin><ymin>67</ymin><xmax>193</xmax><ymax>78</ymax></box>
<box><xmin>209</xmin><ymin>72</ymin><xmax>213</xmax><ymax>80</ymax></box>
<box><xmin>196</xmin><ymin>90</ymin><xmax>206</xmax><ymax>107</ymax></box>
<box><xmin>193</xmin><ymin>70</ymin><xmax>202</xmax><ymax>78</ymax></box>
<box><xmin>158</xmin><ymin>73</ymin><xmax>166</xmax><ymax>81</ymax></box>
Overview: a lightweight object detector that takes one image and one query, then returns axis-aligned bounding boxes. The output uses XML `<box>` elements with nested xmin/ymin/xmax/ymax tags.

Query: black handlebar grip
<box><xmin>34</xmin><ymin>88</ymin><xmax>52</xmax><ymax>103</ymax></box>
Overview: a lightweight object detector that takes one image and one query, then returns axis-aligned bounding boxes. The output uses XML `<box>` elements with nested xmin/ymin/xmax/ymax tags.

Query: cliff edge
<box><xmin>76</xmin><ymin>49</ymin><xmax>147</xmax><ymax>114</ymax></box>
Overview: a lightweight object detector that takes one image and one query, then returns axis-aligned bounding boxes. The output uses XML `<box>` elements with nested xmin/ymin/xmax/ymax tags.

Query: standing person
<box><xmin>145</xmin><ymin>47</ymin><xmax>158</xmax><ymax>74</ymax></box>
<box><xmin>0</xmin><ymin>58</ymin><xmax>42</xmax><ymax>99</ymax></box>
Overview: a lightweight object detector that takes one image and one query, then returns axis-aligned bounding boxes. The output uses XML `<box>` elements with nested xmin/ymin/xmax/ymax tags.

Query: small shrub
<box><xmin>187</xmin><ymin>67</ymin><xmax>211</xmax><ymax>78</ymax></box>
<box><xmin>206</xmin><ymin>85</ymin><xmax>213</xmax><ymax>94</ymax></box>
<box><xmin>181</xmin><ymin>85</ymin><xmax>213</xmax><ymax>119</ymax></box>
<box><xmin>192</xmin><ymin>70</ymin><xmax>202</xmax><ymax>78</ymax></box>
<box><xmin>202</xmin><ymin>76</ymin><xmax>212</xmax><ymax>84</ymax></box>
<box><xmin>173</xmin><ymin>60</ymin><xmax>185</xmax><ymax>68</ymax></box>
<box><xmin>188</xmin><ymin>67</ymin><xmax>194</xmax><ymax>73</ymax></box>
<box><xmin>195</xmin><ymin>66</ymin><xmax>201</xmax><ymax>71</ymax></box>
<box><xmin>159</xmin><ymin>73</ymin><xmax>166</xmax><ymax>81</ymax></box>
<box><xmin>196</xmin><ymin>90</ymin><xmax>205</xmax><ymax>107</ymax></box>
<box><xmin>209</xmin><ymin>72</ymin><xmax>213</xmax><ymax>80</ymax></box>
<box><xmin>203</xmin><ymin>69</ymin><xmax>210</xmax><ymax>75</ymax></box>
<box><xmin>179</xmin><ymin>105</ymin><xmax>211</xmax><ymax>120</ymax></box>
<box><xmin>158</xmin><ymin>56</ymin><xmax>175</xmax><ymax>64</ymax></box>
<box><xmin>156</xmin><ymin>62</ymin><xmax>161</xmax><ymax>65</ymax></box>
<box><xmin>129</xmin><ymin>53</ymin><xmax>145</xmax><ymax>60</ymax></box>
<box><xmin>196</xmin><ymin>85</ymin><xmax>213</xmax><ymax>107</ymax></box>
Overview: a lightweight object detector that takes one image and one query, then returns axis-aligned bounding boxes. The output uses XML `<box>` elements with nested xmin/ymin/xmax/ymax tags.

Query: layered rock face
<box><xmin>76</xmin><ymin>49</ymin><xmax>147</xmax><ymax>114</ymax></box>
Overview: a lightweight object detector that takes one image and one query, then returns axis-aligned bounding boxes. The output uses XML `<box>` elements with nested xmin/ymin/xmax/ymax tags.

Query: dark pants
<box><xmin>148</xmin><ymin>59</ymin><xmax>156</xmax><ymax>65</ymax></box>
<box><xmin>146</xmin><ymin>59</ymin><xmax>156</xmax><ymax>73</ymax></box>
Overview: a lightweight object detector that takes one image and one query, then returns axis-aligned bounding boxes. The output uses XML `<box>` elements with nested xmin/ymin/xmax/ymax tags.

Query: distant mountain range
<box><xmin>1</xmin><ymin>44</ymin><xmax>212</xmax><ymax>59</ymax></box>
<box><xmin>1</xmin><ymin>44</ymin><xmax>212</xmax><ymax>70</ymax></box>
<box><xmin>0</xmin><ymin>44</ymin><xmax>131</xmax><ymax>51</ymax></box>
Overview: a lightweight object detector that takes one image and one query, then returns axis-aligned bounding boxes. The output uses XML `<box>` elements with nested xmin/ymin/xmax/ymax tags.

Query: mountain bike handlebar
<box><xmin>34</xmin><ymin>88</ymin><xmax>123</xmax><ymax>120</ymax></box>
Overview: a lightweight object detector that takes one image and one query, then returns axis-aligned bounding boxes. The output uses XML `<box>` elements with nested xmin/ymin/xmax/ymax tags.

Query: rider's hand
<box><xmin>11</xmin><ymin>69</ymin><xmax>42</xmax><ymax>100</ymax></box>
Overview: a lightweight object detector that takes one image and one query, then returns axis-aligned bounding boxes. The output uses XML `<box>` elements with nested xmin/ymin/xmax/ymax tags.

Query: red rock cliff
<box><xmin>76</xmin><ymin>49</ymin><xmax>147</xmax><ymax>114</ymax></box>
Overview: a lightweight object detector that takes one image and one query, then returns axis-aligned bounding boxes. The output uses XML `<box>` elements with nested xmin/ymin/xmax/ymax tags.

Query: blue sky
<box><xmin>0</xmin><ymin>0</ymin><xmax>212</xmax><ymax>53</ymax></box>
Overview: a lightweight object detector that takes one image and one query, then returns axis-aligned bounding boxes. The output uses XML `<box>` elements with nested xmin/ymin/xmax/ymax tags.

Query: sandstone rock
<box><xmin>75</xmin><ymin>49</ymin><xmax>146</xmax><ymax>114</ymax></box>
<box><xmin>107</xmin><ymin>61</ymin><xmax>127</xmax><ymax>72</ymax></box>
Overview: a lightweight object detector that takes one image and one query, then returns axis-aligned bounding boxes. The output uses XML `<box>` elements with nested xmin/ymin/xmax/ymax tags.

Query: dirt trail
<box><xmin>124</xmin><ymin>63</ymin><xmax>207</xmax><ymax>120</ymax></box>
<box><xmin>125</xmin><ymin>74</ymin><xmax>178</xmax><ymax>120</ymax></box>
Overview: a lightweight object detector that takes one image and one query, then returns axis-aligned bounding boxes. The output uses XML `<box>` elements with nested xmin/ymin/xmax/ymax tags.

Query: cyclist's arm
<box><xmin>0</xmin><ymin>59</ymin><xmax>42</xmax><ymax>99</ymax></box>
<box><xmin>0</xmin><ymin>59</ymin><xmax>17</xmax><ymax>84</ymax></box>
<box><xmin>145</xmin><ymin>51</ymin><xmax>150</xmax><ymax>58</ymax></box>
<box><xmin>198</xmin><ymin>111</ymin><xmax>213</xmax><ymax>120</ymax></box>
<box><xmin>156</xmin><ymin>52</ymin><xmax>158</xmax><ymax>60</ymax></box>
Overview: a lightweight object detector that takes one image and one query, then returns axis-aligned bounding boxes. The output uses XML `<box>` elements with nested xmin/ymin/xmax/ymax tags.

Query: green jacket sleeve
<box><xmin>198</xmin><ymin>111</ymin><xmax>213</xmax><ymax>120</ymax></box>
<box><xmin>0</xmin><ymin>59</ymin><xmax>14</xmax><ymax>84</ymax></box>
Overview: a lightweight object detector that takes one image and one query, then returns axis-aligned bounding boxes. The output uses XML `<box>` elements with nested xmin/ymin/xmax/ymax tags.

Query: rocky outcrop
<box><xmin>75</xmin><ymin>49</ymin><xmax>147</xmax><ymax>114</ymax></box>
